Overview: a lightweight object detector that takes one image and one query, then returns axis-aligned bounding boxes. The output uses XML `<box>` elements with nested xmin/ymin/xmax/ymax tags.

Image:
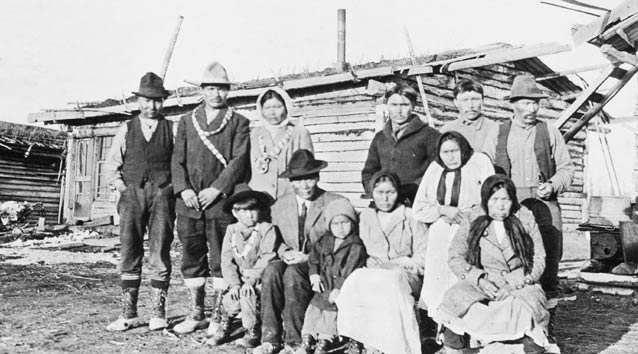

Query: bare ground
<box><xmin>2</xmin><ymin>243</ymin><xmax>638</xmax><ymax>354</ymax></box>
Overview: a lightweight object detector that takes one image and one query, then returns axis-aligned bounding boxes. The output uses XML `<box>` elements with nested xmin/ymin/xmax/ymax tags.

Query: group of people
<box><xmin>104</xmin><ymin>60</ymin><xmax>574</xmax><ymax>354</ymax></box>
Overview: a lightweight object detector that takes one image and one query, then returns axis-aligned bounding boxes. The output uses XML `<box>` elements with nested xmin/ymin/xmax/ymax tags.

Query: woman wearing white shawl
<box><xmin>249</xmin><ymin>87</ymin><xmax>313</xmax><ymax>198</ymax></box>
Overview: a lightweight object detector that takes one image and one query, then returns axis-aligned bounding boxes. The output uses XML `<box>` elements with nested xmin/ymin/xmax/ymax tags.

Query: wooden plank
<box><xmin>314</xmin><ymin>140</ymin><xmax>371</xmax><ymax>152</ymax></box>
<box><xmin>283</xmin><ymin>66</ymin><xmax>395</xmax><ymax>90</ymax></box>
<box><xmin>580</xmin><ymin>271</ymin><xmax>638</xmax><ymax>288</ymax></box>
<box><xmin>446</xmin><ymin>43</ymin><xmax>571</xmax><ymax>72</ymax></box>
<box><xmin>320</xmin><ymin>171</ymin><xmax>363</xmax><ymax>183</ymax></box>
<box><xmin>554</xmin><ymin>65</ymin><xmax>615</xmax><ymax>129</ymax></box>
<box><xmin>313</xmin><ymin>131</ymin><xmax>376</xmax><ymax>142</ymax></box>
<box><xmin>318</xmin><ymin>182</ymin><xmax>365</xmax><ymax>193</ymax></box>
<box><xmin>321</xmin><ymin>162</ymin><xmax>365</xmax><ymax>172</ymax></box>
<box><xmin>572</xmin><ymin>0</ymin><xmax>638</xmax><ymax>46</ymax></box>
<box><xmin>302</xmin><ymin>114</ymin><xmax>375</xmax><ymax>127</ymax></box>
<box><xmin>306</xmin><ymin>122</ymin><xmax>374</xmax><ymax>134</ymax></box>
<box><xmin>564</xmin><ymin>65</ymin><xmax>638</xmax><ymax>141</ymax></box>
<box><xmin>315</xmin><ymin>150</ymin><xmax>368</xmax><ymax>162</ymax></box>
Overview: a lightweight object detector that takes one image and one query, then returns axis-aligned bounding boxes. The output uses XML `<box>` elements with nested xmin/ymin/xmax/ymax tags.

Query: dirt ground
<box><xmin>2</xmin><ymin>241</ymin><xmax>638</xmax><ymax>354</ymax></box>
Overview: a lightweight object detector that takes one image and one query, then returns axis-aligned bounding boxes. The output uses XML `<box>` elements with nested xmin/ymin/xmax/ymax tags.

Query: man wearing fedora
<box><xmin>254</xmin><ymin>149</ymin><xmax>344</xmax><ymax>354</ymax></box>
<box><xmin>172</xmin><ymin>62</ymin><xmax>251</xmax><ymax>334</ymax></box>
<box><xmin>105</xmin><ymin>72</ymin><xmax>175</xmax><ymax>332</ymax></box>
<box><xmin>485</xmin><ymin>75</ymin><xmax>574</xmax><ymax>344</ymax></box>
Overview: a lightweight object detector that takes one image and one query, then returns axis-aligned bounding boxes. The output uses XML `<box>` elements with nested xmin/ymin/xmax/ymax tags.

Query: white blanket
<box><xmin>336</xmin><ymin>268</ymin><xmax>421</xmax><ymax>354</ymax></box>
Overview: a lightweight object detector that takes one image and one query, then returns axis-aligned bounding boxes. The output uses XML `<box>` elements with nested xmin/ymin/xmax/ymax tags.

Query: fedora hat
<box><xmin>132</xmin><ymin>72</ymin><xmax>170</xmax><ymax>99</ymax></box>
<box><xmin>279</xmin><ymin>149</ymin><xmax>328</xmax><ymax>179</ymax></box>
<box><xmin>504</xmin><ymin>75</ymin><xmax>548</xmax><ymax>101</ymax></box>
<box><xmin>185</xmin><ymin>61</ymin><xmax>235</xmax><ymax>86</ymax></box>
<box><xmin>223</xmin><ymin>184</ymin><xmax>274</xmax><ymax>214</ymax></box>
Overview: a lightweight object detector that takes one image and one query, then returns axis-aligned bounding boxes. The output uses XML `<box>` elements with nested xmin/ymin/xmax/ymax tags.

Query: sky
<box><xmin>0</xmin><ymin>0</ymin><xmax>634</xmax><ymax>126</ymax></box>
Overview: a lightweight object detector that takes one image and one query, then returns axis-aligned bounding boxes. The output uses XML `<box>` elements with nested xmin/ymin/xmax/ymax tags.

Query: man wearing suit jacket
<box><xmin>255</xmin><ymin>149</ymin><xmax>345</xmax><ymax>354</ymax></box>
<box><xmin>171</xmin><ymin>62</ymin><xmax>251</xmax><ymax>334</ymax></box>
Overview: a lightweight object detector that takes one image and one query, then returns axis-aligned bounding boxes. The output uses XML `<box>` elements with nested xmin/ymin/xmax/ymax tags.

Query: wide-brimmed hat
<box><xmin>504</xmin><ymin>75</ymin><xmax>548</xmax><ymax>101</ymax></box>
<box><xmin>185</xmin><ymin>61</ymin><xmax>235</xmax><ymax>86</ymax></box>
<box><xmin>279</xmin><ymin>149</ymin><xmax>328</xmax><ymax>179</ymax></box>
<box><xmin>223</xmin><ymin>184</ymin><xmax>273</xmax><ymax>214</ymax></box>
<box><xmin>132</xmin><ymin>72</ymin><xmax>170</xmax><ymax>99</ymax></box>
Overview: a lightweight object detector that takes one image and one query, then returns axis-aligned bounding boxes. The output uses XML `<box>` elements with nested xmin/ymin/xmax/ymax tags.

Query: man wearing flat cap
<box><xmin>485</xmin><ymin>75</ymin><xmax>574</xmax><ymax>342</ymax></box>
<box><xmin>254</xmin><ymin>149</ymin><xmax>345</xmax><ymax>354</ymax></box>
<box><xmin>105</xmin><ymin>72</ymin><xmax>175</xmax><ymax>332</ymax></box>
<box><xmin>172</xmin><ymin>62</ymin><xmax>251</xmax><ymax>334</ymax></box>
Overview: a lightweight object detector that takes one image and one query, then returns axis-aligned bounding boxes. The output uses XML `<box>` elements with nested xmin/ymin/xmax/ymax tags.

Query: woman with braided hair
<box><xmin>434</xmin><ymin>174</ymin><xmax>550</xmax><ymax>354</ymax></box>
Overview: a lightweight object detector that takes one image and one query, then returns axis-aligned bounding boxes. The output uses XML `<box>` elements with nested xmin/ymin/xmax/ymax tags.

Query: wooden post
<box><xmin>403</xmin><ymin>27</ymin><xmax>434</xmax><ymax>126</ymax></box>
<box><xmin>336</xmin><ymin>9</ymin><xmax>347</xmax><ymax>72</ymax></box>
<box><xmin>159</xmin><ymin>15</ymin><xmax>184</xmax><ymax>80</ymax></box>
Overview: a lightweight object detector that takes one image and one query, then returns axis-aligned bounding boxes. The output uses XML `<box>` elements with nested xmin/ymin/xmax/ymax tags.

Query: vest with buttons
<box><xmin>122</xmin><ymin>116</ymin><xmax>173</xmax><ymax>187</ymax></box>
<box><xmin>494</xmin><ymin>119</ymin><xmax>555</xmax><ymax>183</ymax></box>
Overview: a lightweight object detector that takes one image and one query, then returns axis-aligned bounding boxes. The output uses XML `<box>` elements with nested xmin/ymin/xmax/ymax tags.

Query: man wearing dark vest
<box><xmin>105</xmin><ymin>72</ymin><xmax>175</xmax><ymax>332</ymax></box>
<box><xmin>172</xmin><ymin>62</ymin><xmax>251</xmax><ymax>335</ymax></box>
<box><xmin>485</xmin><ymin>75</ymin><xmax>574</xmax><ymax>343</ymax></box>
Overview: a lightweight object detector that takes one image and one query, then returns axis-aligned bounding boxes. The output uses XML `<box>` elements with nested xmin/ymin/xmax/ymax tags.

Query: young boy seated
<box><xmin>207</xmin><ymin>186</ymin><xmax>279</xmax><ymax>348</ymax></box>
<box><xmin>297</xmin><ymin>199</ymin><xmax>367</xmax><ymax>354</ymax></box>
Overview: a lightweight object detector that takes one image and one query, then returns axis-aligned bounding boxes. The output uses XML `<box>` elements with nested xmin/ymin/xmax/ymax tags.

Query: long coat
<box><xmin>270</xmin><ymin>188</ymin><xmax>345</xmax><ymax>256</ymax></box>
<box><xmin>439</xmin><ymin>206</ymin><xmax>548</xmax><ymax>326</ymax></box>
<box><xmin>171</xmin><ymin>104</ymin><xmax>251</xmax><ymax>219</ymax></box>
<box><xmin>359</xmin><ymin>205</ymin><xmax>428</xmax><ymax>277</ymax></box>
<box><xmin>361</xmin><ymin>116</ymin><xmax>440</xmax><ymax>197</ymax></box>
<box><xmin>308</xmin><ymin>233</ymin><xmax>367</xmax><ymax>311</ymax></box>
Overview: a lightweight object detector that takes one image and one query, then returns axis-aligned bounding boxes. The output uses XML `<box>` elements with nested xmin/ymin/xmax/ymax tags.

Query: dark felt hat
<box><xmin>279</xmin><ymin>149</ymin><xmax>328</xmax><ymax>179</ymax></box>
<box><xmin>504</xmin><ymin>75</ymin><xmax>548</xmax><ymax>101</ymax></box>
<box><xmin>223</xmin><ymin>184</ymin><xmax>273</xmax><ymax>214</ymax></box>
<box><xmin>132</xmin><ymin>72</ymin><xmax>170</xmax><ymax>99</ymax></box>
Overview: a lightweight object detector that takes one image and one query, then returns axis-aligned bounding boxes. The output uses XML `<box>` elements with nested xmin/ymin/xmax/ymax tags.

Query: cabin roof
<box><xmin>28</xmin><ymin>42</ymin><xmax>581</xmax><ymax>126</ymax></box>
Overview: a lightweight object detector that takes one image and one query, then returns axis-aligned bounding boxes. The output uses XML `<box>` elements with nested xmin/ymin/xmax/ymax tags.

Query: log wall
<box><xmin>0</xmin><ymin>152</ymin><xmax>63</xmax><ymax>224</ymax></box>
<box><xmin>65</xmin><ymin>63</ymin><xmax>588</xmax><ymax>259</ymax></box>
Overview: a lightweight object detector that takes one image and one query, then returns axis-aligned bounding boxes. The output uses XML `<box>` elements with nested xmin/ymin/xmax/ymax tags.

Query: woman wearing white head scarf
<box><xmin>249</xmin><ymin>87</ymin><xmax>314</xmax><ymax>198</ymax></box>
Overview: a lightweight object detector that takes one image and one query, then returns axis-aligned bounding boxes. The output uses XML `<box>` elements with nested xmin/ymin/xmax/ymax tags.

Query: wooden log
<box><xmin>579</xmin><ymin>271</ymin><xmax>638</xmax><ymax>288</ymax></box>
<box><xmin>159</xmin><ymin>16</ymin><xmax>184</xmax><ymax>80</ymax></box>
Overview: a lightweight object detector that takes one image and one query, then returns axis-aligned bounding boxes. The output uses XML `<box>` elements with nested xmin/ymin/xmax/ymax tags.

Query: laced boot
<box><xmin>174</xmin><ymin>278</ymin><xmax>207</xmax><ymax>334</ymax></box>
<box><xmin>106</xmin><ymin>288</ymin><xmax>139</xmax><ymax>331</ymax></box>
<box><xmin>206</xmin><ymin>288</ymin><xmax>224</xmax><ymax>336</ymax></box>
<box><xmin>148</xmin><ymin>287</ymin><xmax>168</xmax><ymax>330</ymax></box>
<box><xmin>294</xmin><ymin>334</ymin><xmax>316</xmax><ymax>354</ymax></box>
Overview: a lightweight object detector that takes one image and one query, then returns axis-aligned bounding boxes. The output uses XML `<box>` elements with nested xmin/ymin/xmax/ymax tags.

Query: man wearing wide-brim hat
<box><xmin>484</xmin><ymin>74</ymin><xmax>574</xmax><ymax>349</ymax></box>
<box><xmin>254</xmin><ymin>149</ymin><xmax>345</xmax><ymax>354</ymax></box>
<box><xmin>105</xmin><ymin>72</ymin><xmax>176</xmax><ymax>332</ymax></box>
<box><xmin>172</xmin><ymin>62</ymin><xmax>251</xmax><ymax>335</ymax></box>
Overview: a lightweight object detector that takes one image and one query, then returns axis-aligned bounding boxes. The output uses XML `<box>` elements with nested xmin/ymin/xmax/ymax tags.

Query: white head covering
<box><xmin>255</xmin><ymin>86</ymin><xmax>296</xmax><ymax>135</ymax></box>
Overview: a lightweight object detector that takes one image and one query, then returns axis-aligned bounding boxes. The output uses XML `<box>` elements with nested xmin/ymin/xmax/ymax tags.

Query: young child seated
<box><xmin>207</xmin><ymin>186</ymin><xmax>279</xmax><ymax>348</ymax></box>
<box><xmin>296</xmin><ymin>199</ymin><xmax>367</xmax><ymax>354</ymax></box>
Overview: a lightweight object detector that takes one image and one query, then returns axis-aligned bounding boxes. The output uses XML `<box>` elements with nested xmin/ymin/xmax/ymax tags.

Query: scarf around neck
<box><xmin>435</xmin><ymin>131</ymin><xmax>474</xmax><ymax>207</ymax></box>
